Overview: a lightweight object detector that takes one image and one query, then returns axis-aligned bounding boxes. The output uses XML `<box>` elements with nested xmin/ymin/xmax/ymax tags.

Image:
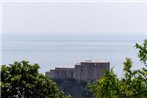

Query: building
<box><xmin>46</xmin><ymin>61</ymin><xmax>110</xmax><ymax>82</ymax></box>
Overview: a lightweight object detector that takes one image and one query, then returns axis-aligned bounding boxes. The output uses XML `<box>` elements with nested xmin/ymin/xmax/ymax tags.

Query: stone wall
<box><xmin>46</xmin><ymin>68</ymin><xmax>73</xmax><ymax>79</ymax></box>
<box><xmin>46</xmin><ymin>61</ymin><xmax>110</xmax><ymax>82</ymax></box>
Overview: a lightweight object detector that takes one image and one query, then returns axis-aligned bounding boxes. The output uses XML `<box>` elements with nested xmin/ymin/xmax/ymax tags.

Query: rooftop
<box><xmin>81</xmin><ymin>60</ymin><xmax>110</xmax><ymax>64</ymax></box>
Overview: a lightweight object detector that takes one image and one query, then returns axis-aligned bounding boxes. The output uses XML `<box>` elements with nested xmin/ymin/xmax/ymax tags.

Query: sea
<box><xmin>1</xmin><ymin>34</ymin><xmax>146</xmax><ymax>78</ymax></box>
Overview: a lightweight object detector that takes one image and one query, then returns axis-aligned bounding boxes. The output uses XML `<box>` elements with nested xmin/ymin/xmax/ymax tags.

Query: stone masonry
<box><xmin>46</xmin><ymin>61</ymin><xmax>110</xmax><ymax>82</ymax></box>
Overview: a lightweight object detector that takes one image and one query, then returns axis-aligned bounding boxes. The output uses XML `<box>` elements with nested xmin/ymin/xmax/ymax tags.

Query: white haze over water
<box><xmin>2</xmin><ymin>34</ymin><xmax>146</xmax><ymax>77</ymax></box>
<box><xmin>1</xmin><ymin>2</ymin><xmax>147</xmax><ymax>77</ymax></box>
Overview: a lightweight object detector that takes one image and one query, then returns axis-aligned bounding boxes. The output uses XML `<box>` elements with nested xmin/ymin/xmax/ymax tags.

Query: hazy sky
<box><xmin>0</xmin><ymin>5</ymin><xmax>1</xmax><ymax>29</ymax></box>
<box><xmin>2</xmin><ymin>2</ymin><xmax>147</xmax><ymax>36</ymax></box>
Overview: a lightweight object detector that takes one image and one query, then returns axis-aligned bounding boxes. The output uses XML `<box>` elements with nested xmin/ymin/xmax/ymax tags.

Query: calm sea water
<box><xmin>2</xmin><ymin>35</ymin><xmax>144</xmax><ymax>77</ymax></box>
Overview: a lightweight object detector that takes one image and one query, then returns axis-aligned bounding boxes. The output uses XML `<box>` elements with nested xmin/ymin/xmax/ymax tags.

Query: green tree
<box><xmin>1</xmin><ymin>61</ymin><xmax>71</xmax><ymax>98</ymax></box>
<box><xmin>89</xmin><ymin>39</ymin><xmax>147</xmax><ymax>98</ymax></box>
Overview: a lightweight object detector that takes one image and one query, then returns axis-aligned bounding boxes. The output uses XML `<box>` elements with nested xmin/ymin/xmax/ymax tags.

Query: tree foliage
<box><xmin>1</xmin><ymin>61</ymin><xmax>71</xmax><ymax>98</ymax></box>
<box><xmin>89</xmin><ymin>39</ymin><xmax>147</xmax><ymax>98</ymax></box>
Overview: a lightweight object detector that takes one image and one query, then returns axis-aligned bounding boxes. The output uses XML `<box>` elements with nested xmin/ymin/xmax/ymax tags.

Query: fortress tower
<box><xmin>46</xmin><ymin>61</ymin><xmax>110</xmax><ymax>82</ymax></box>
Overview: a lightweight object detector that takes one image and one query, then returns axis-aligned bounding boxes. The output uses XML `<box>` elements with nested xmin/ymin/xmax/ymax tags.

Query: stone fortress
<box><xmin>46</xmin><ymin>60</ymin><xmax>110</xmax><ymax>82</ymax></box>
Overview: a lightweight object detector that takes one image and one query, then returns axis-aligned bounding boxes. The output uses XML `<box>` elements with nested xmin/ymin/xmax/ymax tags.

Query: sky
<box><xmin>0</xmin><ymin>0</ymin><xmax>1</xmax><ymax>32</ymax></box>
<box><xmin>1</xmin><ymin>1</ymin><xmax>147</xmax><ymax>37</ymax></box>
<box><xmin>1</xmin><ymin>0</ymin><xmax>147</xmax><ymax>74</ymax></box>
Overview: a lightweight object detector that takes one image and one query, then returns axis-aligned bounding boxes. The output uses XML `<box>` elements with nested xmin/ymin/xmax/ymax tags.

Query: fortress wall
<box><xmin>80</xmin><ymin>62</ymin><xmax>110</xmax><ymax>81</ymax></box>
<box><xmin>73</xmin><ymin>65</ymin><xmax>82</xmax><ymax>80</ymax></box>
<box><xmin>53</xmin><ymin>68</ymin><xmax>74</xmax><ymax>79</ymax></box>
<box><xmin>79</xmin><ymin>65</ymin><xmax>86</xmax><ymax>81</ymax></box>
<box><xmin>51</xmin><ymin>70</ymin><xmax>59</xmax><ymax>79</ymax></box>
<box><xmin>86</xmin><ymin>65</ymin><xmax>94</xmax><ymax>81</ymax></box>
<box><xmin>66</xmin><ymin>68</ymin><xmax>74</xmax><ymax>79</ymax></box>
<box><xmin>93</xmin><ymin>65</ymin><xmax>103</xmax><ymax>80</ymax></box>
<box><xmin>46</xmin><ymin>70</ymin><xmax>57</xmax><ymax>79</ymax></box>
<box><xmin>47</xmin><ymin>61</ymin><xmax>110</xmax><ymax>82</ymax></box>
<box><xmin>50</xmin><ymin>70</ymin><xmax>56</xmax><ymax>78</ymax></box>
<box><xmin>93</xmin><ymin>63</ymin><xmax>110</xmax><ymax>80</ymax></box>
<box><xmin>80</xmin><ymin>63</ymin><xmax>95</xmax><ymax>81</ymax></box>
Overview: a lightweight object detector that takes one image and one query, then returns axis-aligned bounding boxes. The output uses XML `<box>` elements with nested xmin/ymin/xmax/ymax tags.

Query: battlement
<box><xmin>46</xmin><ymin>61</ymin><xmax>110</xmax><ymax>82</ymax></box>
